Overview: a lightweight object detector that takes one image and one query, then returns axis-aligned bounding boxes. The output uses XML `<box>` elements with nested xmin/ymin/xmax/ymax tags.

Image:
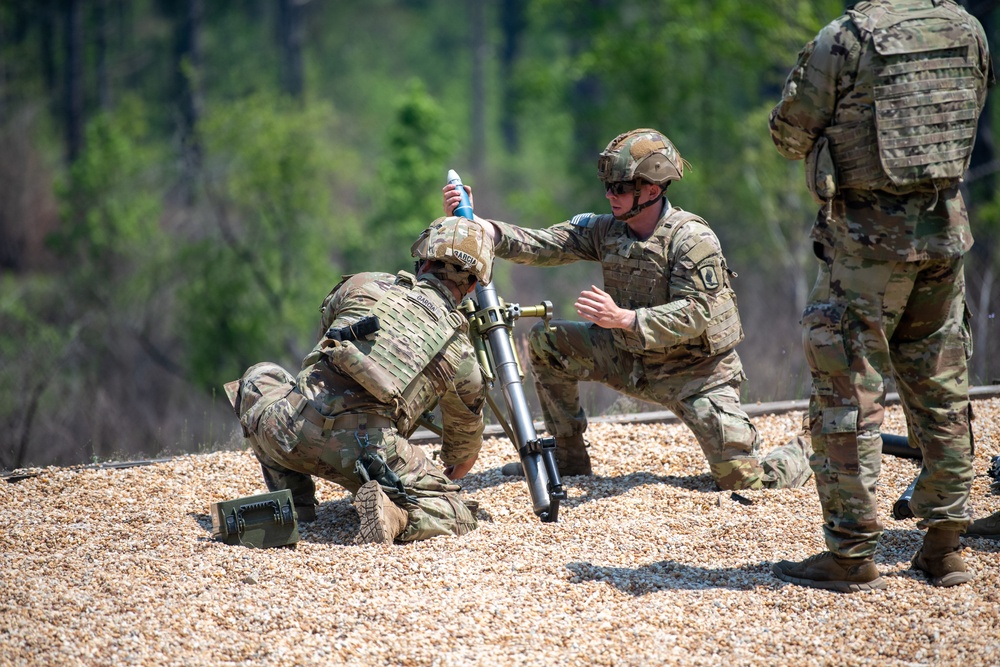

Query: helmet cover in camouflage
<box><xmin>597</xmin><ymin>128</ymin><xmax>689</xmax><ymax>186</ymax></box>
<box><xmin>411</xmin><ymin>216</ymin><xmax>494</xmax><ymax>285</ymax></box>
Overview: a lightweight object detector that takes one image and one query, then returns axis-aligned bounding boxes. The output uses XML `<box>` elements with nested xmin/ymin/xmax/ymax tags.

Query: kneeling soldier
<box><xmin>226</xmin><ymin>217</ymin><xmax>493</xmax><ymax>544</ymax></box>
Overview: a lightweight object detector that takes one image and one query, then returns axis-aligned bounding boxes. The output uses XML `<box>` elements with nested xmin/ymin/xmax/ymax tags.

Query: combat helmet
<box><xmin>598</xmin><ymin>128</ymin><xmax>688</xmax><ymax>186</ymax></box>
<box><xmin>411</xmin><ymin>216</ymin><xmax>494</xmax><ymax>286</ymax></box>
<box><xmin>597</xmin><ymin>128</ymin><xmax>690</xmax><ymax>221</ymax></box>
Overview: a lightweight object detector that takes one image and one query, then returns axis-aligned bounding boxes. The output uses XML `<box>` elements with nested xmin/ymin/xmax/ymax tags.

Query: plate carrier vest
<box><xmin>601</xmin><ymin>208</ymin><xmax>743</xmax><ymax>358</ymax></box>
<box><xmin>825</xmin><ymin>0</ymin><xmax>982</xmax><ymax>191</ymax></box>
<box><xmin>321</xmin><ymin>271</ymin><xmax>466</xmax><ymax>430</ymax></box>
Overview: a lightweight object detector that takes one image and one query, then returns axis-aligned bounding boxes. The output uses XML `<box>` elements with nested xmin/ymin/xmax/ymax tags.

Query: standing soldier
<box><xmin>769</xmin><ymin>0</ymin><xmax>993</xmax><ymax>590</ymax></box>
<box><xmin>444</xmin><ymin>128</ymin><xmax>813</xmax><ymax>491</ymax></box>
<box><xmin>225</xmin><ymin>217</ymin><xmax>493</xmax><ymax>544</ymax></box>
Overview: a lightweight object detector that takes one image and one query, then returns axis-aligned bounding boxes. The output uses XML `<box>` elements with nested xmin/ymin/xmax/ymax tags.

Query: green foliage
<box><xmin>0</xmin><ymin>274</ymin><xmax>71</xmax><ymax>469</ymax></box>
<box><xmin>2</xmin><ymin>0</ymin><xmax>997</xmax><ymax>464</ymax></box>
<box><xmin>361</xmin><ymin>80</ymin><xmax>452</xmax><ymax>273</ymax></box>
<box><xmin>50</xmin><ymin>97</ymin><xmax>167</xmax><ymax>294</ymax></box>
<box><xmin>516</xmin><ymin>0</ymin><xmax>844</xmax><ymax>197</ymax></box>
<box><xmin>179</xmin><ymin>93</ymin><xmax>337</xmax><ymax>389</ymax></box>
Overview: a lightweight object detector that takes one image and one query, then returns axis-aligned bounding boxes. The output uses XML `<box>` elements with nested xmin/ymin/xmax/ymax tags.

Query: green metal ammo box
<box><xmin>210</xmin><ymin>490</ymin><xmax>300</xmax><ymax>548</ymax></box>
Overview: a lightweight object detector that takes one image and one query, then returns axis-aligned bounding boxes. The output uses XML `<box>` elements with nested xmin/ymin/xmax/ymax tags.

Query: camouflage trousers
<box><xmin>803</xmin><ymin>245</ymin><xmax>974</xmax><ymax>558</ymax></box>
<box><xmin>527</xmin><ymin>321</ymin><xmax>811</xmax><ymax>490</ymax></box>
<box><xmin>239</xmin><ymin>372</ymin><xmax>477</xmax><ymax>542</ymax></box>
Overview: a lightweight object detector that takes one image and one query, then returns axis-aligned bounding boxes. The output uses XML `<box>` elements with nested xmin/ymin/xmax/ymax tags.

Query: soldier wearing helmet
<box><xmin>224</xmin><ymin>217</ymin><xmax>492</xmax><ymax>544</ymax></box>
<box><xmin>443</xmin><ymin>129</ymin><xmax>813</xmax><ymax>492</ymax></box>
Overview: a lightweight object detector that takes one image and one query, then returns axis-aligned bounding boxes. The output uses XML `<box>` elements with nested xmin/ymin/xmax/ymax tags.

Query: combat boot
<box><xmin>911</xmin><ymin>527</ymin><xmax>973</xmax><ymax>587</ymax></box>
<box><xmin>354</xmin><ymin>481</ymin><xmax>409</xmax><ymax>545</ymax></box>
<box><xmin>500</xmin><ymin>434</ymin><xmax>592</xmax><ymax>477</ymax></box>
<box><xmin>295</xmin><ymin>504</ymin><xmax>317</xmax><ymax>523</ymax></box>
<box><xmin>555</xmin><ymin>434</ymin><xmax>592</xmax><ymax>476</ymax></box>
<box><xmin>772</xmin><ymin>552</ymin><xmax>886</xmax><ymax>593</ymax></box>
<box><xmin>966</xmin><ymin>510</ymin><xmax>1000</xmax><ymax>540</ymax></box>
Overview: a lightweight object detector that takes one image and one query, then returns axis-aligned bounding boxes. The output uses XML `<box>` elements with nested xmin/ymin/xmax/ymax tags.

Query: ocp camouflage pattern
<box><xmin>769</xmin><ymin>0</ymin><xmax>992</xmax><ymax>262</ymax></box>
<box><xmin>229</xmin><ymin>270</ymin><xmax>486</xmax><ymax>541</ymax></box>
<box><xmin>801</xmin><ymin>250</ymin><xmax>975</xmax><ymax>555</ymax></box>
<box><xmin>489</xmin><ymin>202</ymin><xmax>811</xmax><ymax>490</ymax></box>
<box><xmin>771</xmin><ymin>0</ymin><xmax>989</xmax><ymax>557</ymax></box>
<box><xmin>490</xmin><ymin>204</ymin><xmax>744</xmax><ymax>399</ymax></box>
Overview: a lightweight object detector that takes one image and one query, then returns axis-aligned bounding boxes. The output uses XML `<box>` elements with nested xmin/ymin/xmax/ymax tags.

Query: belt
<box><xmin>287</xmin><ymin>392</ymin><xmax>395</xmax><ymax>432</ymax></box>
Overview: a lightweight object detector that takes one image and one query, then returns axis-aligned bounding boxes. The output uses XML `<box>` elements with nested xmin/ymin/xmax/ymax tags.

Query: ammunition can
<box><xmin>210</xmin><ymin>490</ymin><xmax>300</xmax><ymax>548</ymax></box>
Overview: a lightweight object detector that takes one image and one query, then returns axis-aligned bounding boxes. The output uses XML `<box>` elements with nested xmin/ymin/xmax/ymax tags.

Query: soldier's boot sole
<box><xmin>772</xmin><ymin>566</ymin><xmax>887</xmax><ymax>593</ymax></box>
<box><xmin>354</xmin><ymin>481</ymin><xmax>407</xmax><ymax>545</ymax></box>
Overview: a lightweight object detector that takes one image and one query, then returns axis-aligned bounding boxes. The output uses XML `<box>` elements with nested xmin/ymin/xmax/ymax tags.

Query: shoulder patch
<box><xmin>571</xmin><ymin>213</ymin><xmax>597</xmax><ymax>228</ymax></box>
<box><xmin>697</xmin><ymin>262</ymin><xmax>722</xmax><ymax>291</ymax></box>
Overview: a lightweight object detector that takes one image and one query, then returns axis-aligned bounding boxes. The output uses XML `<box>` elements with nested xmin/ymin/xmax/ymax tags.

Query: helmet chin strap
<box><xmin>619</xmin><ymin>182</ymin><xmax>663</xmax><ymax>221</ymax></box>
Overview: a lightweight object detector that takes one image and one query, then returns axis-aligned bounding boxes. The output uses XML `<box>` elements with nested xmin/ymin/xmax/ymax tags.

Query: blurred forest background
<box><xmin>1</xmin><ymin>0</ymin><xmax>997</xmax><ymax>469</ymax></box>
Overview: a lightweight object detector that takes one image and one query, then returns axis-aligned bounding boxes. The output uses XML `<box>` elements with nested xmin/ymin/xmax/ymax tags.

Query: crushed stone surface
<box><xmin>3</xmin><ymin>400</ymin><xmax>1000</xmax><ymax>666</ymax></box>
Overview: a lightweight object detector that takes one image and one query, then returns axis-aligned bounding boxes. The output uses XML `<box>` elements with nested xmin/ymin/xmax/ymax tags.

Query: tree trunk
<box><xmin>175</xmin><ymin>0</ymin><xmax>204</xmax><ymax>190</ymax></box>
<box><xmin>41</xmin><ymin>0</ymin><xmax>59</xmax><ymax>118</ymax></box>
<box><xmin>470</xmin><ymin>0</ymin><xmax>488</xmax><ymax>175</ymax></box>
<box><xmin>277</xmin><ymin>0</ymin><xmax>305</xmax><ymax>101</ymax></box>
<box><xmin>964</xmin><ymin>1</ymin><xmax>997</xmax><ymax>385</ymax></box>
<box><xmin>94</xmin><ymin>0</ymin><xmax>111</xmax><ymax>110</ymax></box>
<box><xmin>973</xmin><ymin>263</ymin><xmax>994</xmax><ymax>384</ymax></box>
<box><xmin>0</xmin><ymin>9</ymin><xmax>6</xmax><ymax>124</ymax></box>
<box><xmin>499</xmin><ymin>0</ymin><xmax>525</xmax><ymax>154</ymax></box>
<box><xmin>966</xmin><ymin>0</ymin><xmax>996</xmax><ymax>199</ymax></box>
<box><xmin>65</xmin><ymin>0</ymin><xmax>85</xmax><ymax>164</ymax></box>
<box><xmin>568</xmin><ymin>0</ymin><xmax>608</xmax><ymax>169</ymax></box>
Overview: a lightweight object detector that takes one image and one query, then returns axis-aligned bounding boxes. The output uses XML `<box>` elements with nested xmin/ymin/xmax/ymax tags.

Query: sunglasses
<box><xmin>605</xmin><ymin>181</ymin><xmax>634</xmax><ymax>196</ymax></box>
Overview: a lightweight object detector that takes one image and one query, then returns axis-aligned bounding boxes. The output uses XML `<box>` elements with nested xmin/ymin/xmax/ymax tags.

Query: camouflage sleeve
<box><xmin>437</xmin><ymin>340</ymin><xmax>486</xmax><ymax>466</ymax></box>
<box><xmin>488</xmin><ymin>217</ymin><xmax>603</xmax><ymax>267</ymax></box>
<box><xmin>769</xmin><ymin>17</ymin><xmax>856</xmax><ymax>160</ymax></box>
<box><xmin>633</xmin><ymin>222</ymin><xmax>723</xmax><ymax>349</ymax></box>
<box><xmin>320</xmin><ymin>272</ymin><xmax>395</xmax><ymax>334</ymax></box>
<box><xmin>974</xmin><ymin>18</ymin><xmax>995</xmax><ymax>100</ymax></box>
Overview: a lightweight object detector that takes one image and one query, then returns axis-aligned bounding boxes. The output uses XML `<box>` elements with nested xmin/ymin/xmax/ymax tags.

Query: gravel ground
<box><xmin>3</xmin><ymin>399</ymin><xmax>1000</xmax><ymax>667</ymax></box>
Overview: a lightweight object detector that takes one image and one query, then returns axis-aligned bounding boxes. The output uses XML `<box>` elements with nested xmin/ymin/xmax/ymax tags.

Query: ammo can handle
<box><xmin>230</xmin><ymin>499</ymin><xmax>294</xmax><ymax>534</ymax></box>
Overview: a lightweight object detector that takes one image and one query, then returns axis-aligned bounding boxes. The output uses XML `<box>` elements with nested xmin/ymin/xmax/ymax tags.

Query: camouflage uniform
<box><xmin>770</xmin><ymin>0</ymin><xmax>992</xmax><ymax>558</ymax></box>
<box><xmin>230</xmin><ymin>270</ymin><xmax>486</xmax><ymax>542</ymax></box>
<box><xmin>488</xmin><ymin>202</ymin><xmax>811</xmax><ymax>490</ymax></box>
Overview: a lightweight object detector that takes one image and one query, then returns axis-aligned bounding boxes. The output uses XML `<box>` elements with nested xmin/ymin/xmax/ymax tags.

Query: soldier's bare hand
<box><xmin>442</xmin><ymin>183</ymin><xmax>474</xmax><ymax>216</ymax></box>
<box><xmin>443</xmin><ymin>454</ymin><xmax>478</xmax><ymax>481</ymax></box>
<box><xmin>575</xmin><ymin>285</ymin><xmax>636</xmax><ymax>329</ymax></box>
<box><xmin>441</xmin><ymin>184</ymin><xmax>498</xmax><ymax>244</ymax></box>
